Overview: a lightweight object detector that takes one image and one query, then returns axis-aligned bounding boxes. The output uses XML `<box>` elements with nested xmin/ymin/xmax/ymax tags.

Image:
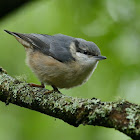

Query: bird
<box><xmin>4</xmin><ymin>30</ymin><xmax>106</xmax><ymax>93</ymax></box>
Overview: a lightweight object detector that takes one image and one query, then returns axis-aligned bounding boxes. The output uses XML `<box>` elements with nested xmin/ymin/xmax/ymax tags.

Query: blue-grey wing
<box><xmin>49</xmin><ymin>41</ymin><xmax>75</xmax><ymax>62</ymax></box>
<box><xmin>7</xmin><ymin>31</ymin><xmax>75</xmax><ymax>62</ymax></box>
<box><xmin>31</xmin><ymin>34</ymin><xmax>75</xmax><ymax>62</ymax></box>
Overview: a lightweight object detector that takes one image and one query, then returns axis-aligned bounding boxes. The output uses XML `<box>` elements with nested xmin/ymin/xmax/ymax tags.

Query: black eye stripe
<box><xmin>77</xmin><ymin>49</ymin><xmax>98</xmax><ymax>56</ymax></box>
<box><xmin>77</xmin><ymin>49</ymin><xmax>91</xmax><ymax>55</ymax></box>
<box><xmin>74</xmin><ymin>40</ymin><xmax>98</xmax><ymax>56</ymax></box>
<box><xmin>83</xmin><ymin>50</ymin><xmax>88</xmax><ymax>54</ymax></box>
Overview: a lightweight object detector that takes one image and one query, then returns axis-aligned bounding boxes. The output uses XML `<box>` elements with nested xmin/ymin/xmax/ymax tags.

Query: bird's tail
<box><xmin>4</xmin><ymin>30</ymin><xmax>32</xmax><ymax>48</ymax></box>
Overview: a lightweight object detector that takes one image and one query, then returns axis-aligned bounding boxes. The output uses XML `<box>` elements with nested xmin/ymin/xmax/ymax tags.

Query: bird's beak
<box><xmin>94</xmin><ymin>55</ymin><xmax>107</xmax><ymax>61</ymax></box>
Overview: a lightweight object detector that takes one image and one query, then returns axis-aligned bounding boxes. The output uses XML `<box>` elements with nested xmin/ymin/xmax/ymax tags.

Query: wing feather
<box><xmin>5</xmin><ymin>30</ymin><xmax>75</xmax><ymax>62</ymax></box>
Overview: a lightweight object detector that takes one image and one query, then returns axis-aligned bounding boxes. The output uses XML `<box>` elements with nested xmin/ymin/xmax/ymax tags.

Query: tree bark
<box><xmin>0</xmin><ymin>67</ymin><xmax>140</xmax><ymax>140</ymax></box>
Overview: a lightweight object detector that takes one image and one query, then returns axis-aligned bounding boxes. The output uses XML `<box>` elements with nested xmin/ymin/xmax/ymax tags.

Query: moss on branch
<box><xmin>0</xmin><ymin>67</ymin><xmax>140</xmax><ymax>140</ymax></box>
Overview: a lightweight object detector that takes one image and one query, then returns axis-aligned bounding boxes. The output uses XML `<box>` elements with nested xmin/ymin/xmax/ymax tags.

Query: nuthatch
<box><xmin>4</xmin><ymin>30</ymin><xmax>106</xmax><ymax>93</ymax></box>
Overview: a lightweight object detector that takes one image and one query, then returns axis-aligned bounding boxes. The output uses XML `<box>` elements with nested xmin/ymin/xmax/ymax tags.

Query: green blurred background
<box><xmin>0</xmin><ymin>0</ymin><xmax>139</xmax><ymax>139</ymax></box>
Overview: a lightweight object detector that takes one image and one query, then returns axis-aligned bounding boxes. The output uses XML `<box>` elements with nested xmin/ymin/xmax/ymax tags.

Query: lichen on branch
<box><xmin>0</xmin><ymin>67</ymin><xmax>140</xmax><ymax>140</ymax></box>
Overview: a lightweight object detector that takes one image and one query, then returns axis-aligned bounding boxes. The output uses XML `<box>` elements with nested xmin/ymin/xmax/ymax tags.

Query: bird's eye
<box><xmin>84</xmin><ymin>50</ymin><xmax>88</xmax><ymax>54</ymax></box>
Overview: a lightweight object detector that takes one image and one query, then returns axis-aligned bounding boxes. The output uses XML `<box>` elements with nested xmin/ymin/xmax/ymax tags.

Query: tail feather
<box><xmin>4</xmin><ymin>30</ymin><xmax>32</xmax><ymax>48</ymax></box>
<box><xmin>4</xmin><ymin>30</ymin><xmax>22</xmax><ymax>39</ymax></box>
<box><xmin>4</xmin><ymin>30</ymin><xmax>13</xmax><ymax>35</ymax></box>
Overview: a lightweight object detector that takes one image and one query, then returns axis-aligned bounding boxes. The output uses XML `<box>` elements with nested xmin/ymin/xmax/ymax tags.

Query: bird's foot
<box><xmin>44</xmin><ymin>85</ymin><xmax>61</xmax><ymax>95</ymax></box>
<box><xmin>52</xmin><ymin>85</ymin><xmax>61</xmax><ymax>93</ymax></box>
<box><xmin>29</xmin><ymin>83</ymin><xmax>45</xmax><ymax>88</ymax></box>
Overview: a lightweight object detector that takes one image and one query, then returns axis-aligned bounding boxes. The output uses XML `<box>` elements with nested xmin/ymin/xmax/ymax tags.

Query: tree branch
<box><xmin>0</xmin><ymin>67</ymin><xmax>140</xmax><ymax>140</ymax></box>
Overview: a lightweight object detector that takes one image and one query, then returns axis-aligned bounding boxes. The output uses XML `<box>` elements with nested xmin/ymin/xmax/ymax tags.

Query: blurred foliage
<box><xmin>0</xmin><ymin>0</ymin><xmax>140</xmax><ymax>140</ymax></box>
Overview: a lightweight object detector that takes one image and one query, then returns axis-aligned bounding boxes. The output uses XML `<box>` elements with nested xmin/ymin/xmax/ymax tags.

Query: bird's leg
<box><xmin>52</xmin><ymin>85</ymin><xmax>61</xmax><ymax>93</ymax></box>
<box><xmin>29</xmin><ymin>82</ymin><xmax>45</xmax><ymax>88</ymax></box>
<box><xmin>44</xmin><ymin>85</ymin><xmax>61</xmax><ymax>94</ymax></box>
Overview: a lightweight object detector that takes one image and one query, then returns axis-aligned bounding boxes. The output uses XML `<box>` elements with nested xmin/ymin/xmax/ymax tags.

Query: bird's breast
<box><xmin>26</xmin><ymin>50</ymin><xmax>98</xmax><ymax>88</ymax></box>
